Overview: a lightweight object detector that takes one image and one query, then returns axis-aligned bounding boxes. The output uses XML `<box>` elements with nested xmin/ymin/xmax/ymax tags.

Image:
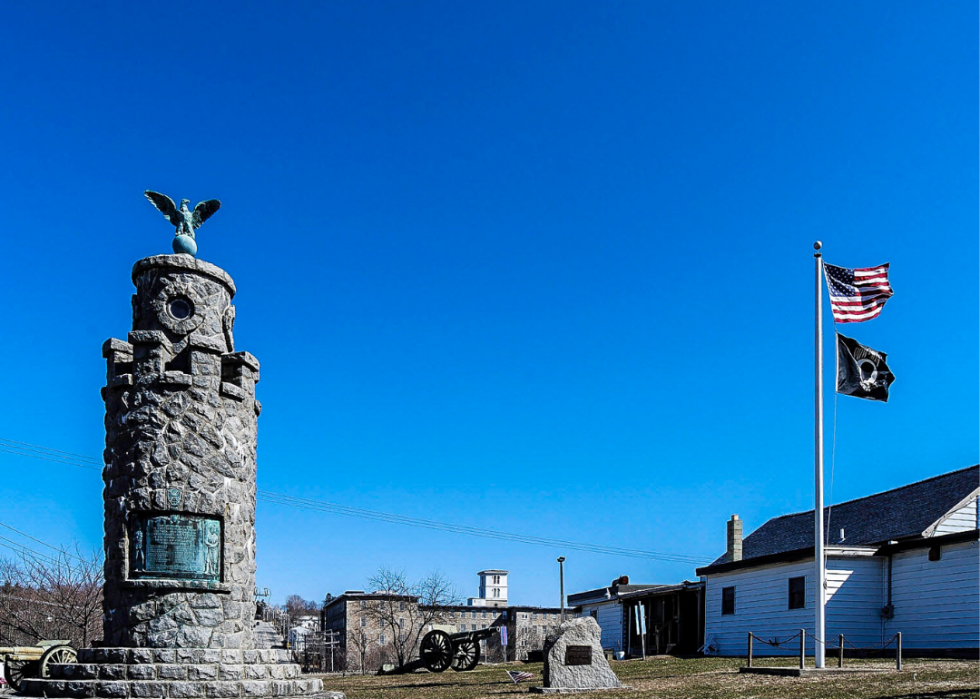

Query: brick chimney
<box><xmin>726</xmin><ymin>514</ymin><xmax>743</xmax><ymax>563</ymax></box>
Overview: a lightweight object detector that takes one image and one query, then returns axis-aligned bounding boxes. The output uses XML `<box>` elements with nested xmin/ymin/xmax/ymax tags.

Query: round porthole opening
<box><xmin>168</xmin><ymin>298</ymin><xmax>193</xmax><ymax>320</ymax></box>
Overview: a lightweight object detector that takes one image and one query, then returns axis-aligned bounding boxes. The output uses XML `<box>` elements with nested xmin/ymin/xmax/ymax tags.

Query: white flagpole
<box><xmin>813</xmin><ymin>241</ymin><xmax>826</xmax><ymax>669</ymax></box>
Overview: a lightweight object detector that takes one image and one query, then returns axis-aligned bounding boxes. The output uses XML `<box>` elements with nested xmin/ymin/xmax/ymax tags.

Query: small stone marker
<box><xmin>531</xmin><ymin>617</ymin><xmax>628</xmax><ymax>694</ymax></box>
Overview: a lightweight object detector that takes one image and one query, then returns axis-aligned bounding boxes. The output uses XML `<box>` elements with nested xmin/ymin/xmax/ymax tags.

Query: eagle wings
<box><xmin>144</xmin><ymin>191</ymin><xmax>221</xmax><ymax>233</ymax></box>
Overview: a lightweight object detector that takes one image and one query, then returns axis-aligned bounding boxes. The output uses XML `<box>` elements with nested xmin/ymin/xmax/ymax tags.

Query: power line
<box><xmin>0</xmin><ymin>522</ymin><xmax>89</xmax><ymax>563</ymax></box>
<box><xmin>257</xmin><ymin>491</ymin><xmax>711</xmax><ymax>564</ymax></box>
<box><xmin>0</xmin><ymin>438</ymin><xmax>714</xmax><ymax>564</ymax></box>
<box><xmin>0</xmin><ymin>438</ymin><xmax>103</xmax><ymax>466</ymax></box>
<box><xmin>0</xmin><ymin>536</ymin><xmax>62</xmax><ymax>566</ymax></box>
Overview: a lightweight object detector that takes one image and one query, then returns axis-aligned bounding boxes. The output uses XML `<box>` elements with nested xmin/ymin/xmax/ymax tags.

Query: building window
<box><xmin>493</xmin><ymin>588</ymin><xmax>500</xmax><ymax>598</ymax></box>
<box><xmin>379</xmin><ymin>634</ymin><xmax>385</xmax><ymax>645</ymax></box>
<box><xmin>722</xmin><ymin>586</ymin><xmax>735</xmax><ymax>615</ymax></box>
<box><xmin>493</xmin><ymin>575</ymin><xmax>501</xmax><ymax>584</ymax></box>
<box><xmin>590</xmin><ymin>610</ymin><xmax>598</xmax><ymax>620</ymax></box>
<box><xmin>928</xmin><ymin>545</ymin><xmax>942</xmax><ymax>561</ymax></box>
<box><xmin>399</xmin><ymin>618</ymin><xmax>405</xmax><ymax>628</ymax></box>
<box><xmin>471</xmin><ymin>611</ymin><xmax>476</xmax><ymax>619</ymax></box>
<box><xmin>400</xmin><ymin>601</ymin><xmax>405</xmax><ymax>611</ymax></box>
<box><xmin>482</xmin><ymin>611</ymin><xmax>487</xmax><ymax>619</ymax></box>
<box><xmin>532</xmin><ymin>612</ymin><xmax>538</xmax><ymax>620</ymax></box>
<box><xmin>360</xmin><ymin>617</ymin><xmax>366</xmax><ymax>628</ymax></box>
<box><xmin>471</xmin><ymin>624</ymin><xmax>476</xmax><ymax>631</ymax></box>
<box><xmin>359</xmin><ymin>600</ymin><xmax>366</xmax><ymax>609</ymax></box>
<box><xmin>788</xmin><ymin>577</ymin><xmax>805</xmax><ymax>610</ymax></box>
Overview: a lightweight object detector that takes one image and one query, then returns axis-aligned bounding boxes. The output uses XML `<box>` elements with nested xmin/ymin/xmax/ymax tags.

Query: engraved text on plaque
<box><xmin>131</xmin><ymin>514</ymin><xmax>222</xmax><ymax>581</ymax></box>
<box><xmin>564</xmin><ymin>645</ymin><xmax>592</xmax><ymax>666</ymax></box>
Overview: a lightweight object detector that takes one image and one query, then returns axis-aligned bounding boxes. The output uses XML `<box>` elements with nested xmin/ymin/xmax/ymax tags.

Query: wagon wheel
<box><xmin>40</xmin><ymin>644</ymin><xmax>78</xmax><ymax>678</ymax></box>
<box><xmin>419</xmin><ymin>630</ymin><xmax>453</xmax><ymax>673</ymax></box>
<box><xmin>451</xmin><ymin>639</ymin><xmax>480</xmax><ymax>672</ymax></box>
<box><xmin>4</xmin><ymin>659</ymin><xmax>35</xmax><ymax>692</ymax></box>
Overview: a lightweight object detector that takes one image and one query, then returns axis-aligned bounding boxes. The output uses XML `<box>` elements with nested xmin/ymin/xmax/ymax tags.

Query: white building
<box><xmin>567</xmin><ymin>578</ymin><xmax>653</xmax><ymax>652</ymax></box>
<box><xmin>468</xmin><ymin>569</ymin><xmax>508</xmax><ymax>608</ymax></box>
<box><xmin>696</xmin><ymin>465</ymin><xmax>979</xmax><ymax>656</ymax></box>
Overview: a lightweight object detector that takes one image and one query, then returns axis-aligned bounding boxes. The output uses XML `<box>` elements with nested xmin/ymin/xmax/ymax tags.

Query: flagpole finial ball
<box><xmin>813</xmin><ymin>241</ymin><xmax>822</xmax><ymax>250</ymax></box>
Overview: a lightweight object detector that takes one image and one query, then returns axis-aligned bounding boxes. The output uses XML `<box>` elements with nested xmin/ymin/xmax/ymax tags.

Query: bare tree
<box><xmin>346</xmin><ymin>627</ymin><xmax>373</xmax><ymax>674</ymax></box>
<box><xmin>364</xmin><ymin>567</ymin><xmax>459</xmax><ymax>669</ymax></box>
<box><xmin>285</xmin><ymin>594</ymin><xmax>321</xmax><ymax>619</ymax></box>
<box><xmin>515</xmin><ymin>625</ymin><xmax>541</xmax><ymax>661</ymax></box>
<box><xmin>0</xmin><ymin>546</ymin><xmax>103</xmax><ymax>648</ymax></box>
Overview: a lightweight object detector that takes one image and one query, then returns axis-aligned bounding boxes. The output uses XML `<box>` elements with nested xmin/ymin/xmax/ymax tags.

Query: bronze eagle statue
<box><xmin>144</xmin><ymin>190</ymin><xmax>221</xmax><ymax>256</ymax></box>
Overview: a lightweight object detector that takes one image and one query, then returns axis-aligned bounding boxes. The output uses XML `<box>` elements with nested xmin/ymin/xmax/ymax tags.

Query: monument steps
<box><xmin>19</xmin><ymin>677</ymin><xmax>325</xmax><ymax>698</ymax></box>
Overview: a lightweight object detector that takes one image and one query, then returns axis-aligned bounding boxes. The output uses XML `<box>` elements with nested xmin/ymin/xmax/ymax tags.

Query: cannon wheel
<box><xmin>419</xmin><ymin>630</ymin><xmax>453</xmax><ymax>673</ymax></box>
<box><xmin>451</xmin><ymin>639</ymin><xmax>480</xmax><ymax>672</ymax></box>
<box><xmin>40</xmin><ymin>644</ymin><xmax>78</xmax><ymax>678</ymax></box>
<box><xmin>4</xmin><ymin>659</ymin><xmax>34</xmax><ymax>692</ymax></box>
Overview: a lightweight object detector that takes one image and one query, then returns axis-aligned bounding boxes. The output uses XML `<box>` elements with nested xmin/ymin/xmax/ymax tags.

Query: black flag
<box><xmin>836</xmin><ymin>333</ymin><xmax>895</xmax><ymax>402</ymax></box>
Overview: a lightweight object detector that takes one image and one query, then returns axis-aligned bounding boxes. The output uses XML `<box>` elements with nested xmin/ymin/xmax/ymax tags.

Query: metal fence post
<box><xmin>747</xmin><ymin>633</ymin><xmax>753</xmax><ymax>668</ymax></box>
<box><xmin>838</xmin><ymin>634</ymin><xmax>844</xmax><ymax>668</ymax></box>
<box><xmin>896</xmin><ymin>632</ymin><xmax>902</xmax><ymax>671</ymax></box>
<box><xmin>799</xmin><ymin>629</ymin><xmax>805</xmax><ymax>670</ymax></box>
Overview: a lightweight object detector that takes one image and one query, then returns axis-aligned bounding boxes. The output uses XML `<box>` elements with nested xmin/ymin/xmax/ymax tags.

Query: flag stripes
<box><xmin>507</xmin><ymin>670</ymin><xmax>534</xmax><ymax>683</ymax></box>
<box><xmin>824</xmin><ymin>262</ymin><xmax>893</xmax><ymax>323</ymax></box>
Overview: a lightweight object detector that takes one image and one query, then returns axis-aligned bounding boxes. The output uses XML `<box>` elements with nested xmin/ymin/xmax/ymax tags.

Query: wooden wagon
<box><xmin>1</xmin><ymin>640</ymin><xmax>77</xmax><ymax>691</ymax></box>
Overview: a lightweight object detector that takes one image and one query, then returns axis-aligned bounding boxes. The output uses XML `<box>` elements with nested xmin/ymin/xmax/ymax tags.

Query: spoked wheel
<box><xmin>451</xmin><ymin>639</ymin><xmax>480</xmax><ymax>672</ymax></box>
<box><xmin>40</xmin><ymin>644</ymin><xmax>78</xmax><ymax>678</ymax></box>
<box><xmin>420</xmin><ymin>630</ymin><xmax>454</xmax><ymax>673</ymax></box>
<box><xmin>4</xmin><ymin>659</ymin><xmax>33</xmax><ymax>692</ymax></box>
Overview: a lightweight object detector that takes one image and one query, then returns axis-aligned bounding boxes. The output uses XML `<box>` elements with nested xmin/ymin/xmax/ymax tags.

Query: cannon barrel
<box><xmin>448</xmin><ymin>626</ymin><xmax>500</xmax><ymax>643</ymax></box>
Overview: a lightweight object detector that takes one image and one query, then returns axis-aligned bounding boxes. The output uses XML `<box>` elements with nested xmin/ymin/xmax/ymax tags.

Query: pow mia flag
<box><xmin>836</xmin><ymin>333</ymin><xmax>895</xmax><ymax>402</ymax></box>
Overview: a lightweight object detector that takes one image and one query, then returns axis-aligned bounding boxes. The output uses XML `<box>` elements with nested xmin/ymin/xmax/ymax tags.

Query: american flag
<box><xmin>823</xmin><ymin>262</ymin><xmax>894</xmax><ymax>323</ymax></box>
<box><xmin>507</xmin><ymin>670</ymin><xmax>534</xmax><ymax>683</ymax></box>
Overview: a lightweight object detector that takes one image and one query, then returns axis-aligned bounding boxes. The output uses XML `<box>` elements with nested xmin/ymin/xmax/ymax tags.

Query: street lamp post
<box><xmin>557</xmin><ymin>557</ymin><xmax>566</xmax><ymax>623</ymax></box>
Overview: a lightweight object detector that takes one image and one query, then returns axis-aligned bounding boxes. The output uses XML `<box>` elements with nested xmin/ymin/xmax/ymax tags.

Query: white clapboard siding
<box><xmin>885</xmin><ymin>540</ymin><xmax>980</xmax><ymax>649</ymax></box>
<box><xmin>703</xmin><ymin>556</ymin><xmax>884</xmax><ymax>656</ymax></box>
<box><xmin>932</xmin><ymin>497</ymin><xmax>979</xmax><ymax>536</ymax></box>
<box><xmin>578</xmin><ymin>601</ymin><xmax>623</xmax><ymax>651</ymax></box>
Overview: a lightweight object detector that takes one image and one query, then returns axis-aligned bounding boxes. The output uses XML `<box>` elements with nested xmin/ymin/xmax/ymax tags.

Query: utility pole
<box><xmin>557</xmin><ymin>557</ymin><xmax>566</xmax><ymax>623</ymax></box>
<box><xmin>324</xmin><ymin>629</ymin><xmax>339</xmax><ymax>673</ymax></box>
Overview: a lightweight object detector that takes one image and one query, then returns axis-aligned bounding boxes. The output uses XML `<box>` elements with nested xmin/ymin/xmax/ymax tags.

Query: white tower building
<box><xmin>468</xmin><ymin>569</ymin><xmax>509</xmax><ymax>607</ymax></box>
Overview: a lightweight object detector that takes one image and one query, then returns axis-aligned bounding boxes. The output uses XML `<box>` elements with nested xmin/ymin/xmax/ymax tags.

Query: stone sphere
<box><xmin>173</xmin><ymin>234</ymin><xmax>198</xmax><ymax>256</ymax></box>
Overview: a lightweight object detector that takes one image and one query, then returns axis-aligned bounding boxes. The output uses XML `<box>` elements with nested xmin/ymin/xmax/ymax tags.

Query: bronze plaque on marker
<box><xmin>130</xmin><ymin>514</ymin><xmax>222</xmax><ymax>581</ymax></box>
<box><xmin>564</xmin><ymin>645</ymin><xmax>592</xmax><ymax>666</ymax></box>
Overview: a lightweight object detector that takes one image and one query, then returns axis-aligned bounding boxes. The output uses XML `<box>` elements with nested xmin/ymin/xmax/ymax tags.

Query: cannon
<box><xmin>379</xmin><ymin>625</ymin><xmax>499</xmax><ymax>674</ymax></box>
<box><xmin>1</xmin><ymin>640</ymin><xmax>77</xmax><ymax>691</ymax></box>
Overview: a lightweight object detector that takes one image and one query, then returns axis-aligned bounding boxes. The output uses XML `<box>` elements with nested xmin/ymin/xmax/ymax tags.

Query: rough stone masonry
<box><xmin>21</xmin><ymin>254</ymin><xmax>334</xmax><ymax>698</ymax></box>
<box><xmin>532</xmin><ymin>616</ymin><xmax>626</xmax><ymax>694</ymax></box>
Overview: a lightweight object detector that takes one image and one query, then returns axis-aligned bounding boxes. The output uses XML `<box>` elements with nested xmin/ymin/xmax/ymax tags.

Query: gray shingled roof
<box><xmin>708</xmin><ymin>465</ymin><xmax>979</xmax><ymax>567</ymax></box>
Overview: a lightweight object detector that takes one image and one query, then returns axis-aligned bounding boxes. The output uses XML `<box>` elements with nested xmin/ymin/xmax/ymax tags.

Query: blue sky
<box><xmin>0</xmin><ymin>1</ymin><xmax>976</xmax><ymax>608</ymax></box>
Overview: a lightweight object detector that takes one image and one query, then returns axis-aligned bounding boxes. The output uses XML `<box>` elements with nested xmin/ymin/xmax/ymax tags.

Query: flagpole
<box><xmin>813</xmin><ymin>241</ymin><xmax>826</xmax><ymax>669</ymax></box>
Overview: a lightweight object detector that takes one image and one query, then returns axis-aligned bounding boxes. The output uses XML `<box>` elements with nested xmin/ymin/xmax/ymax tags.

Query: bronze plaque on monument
<box><xmin>564</xmin><ymin>645</ymin><xmax>592</xmax><ymax>666</ymax></box>
<box><xmin>131</xmin><ymin>514</ymin><xmax>222</xmax><ymax>581</ymax></box>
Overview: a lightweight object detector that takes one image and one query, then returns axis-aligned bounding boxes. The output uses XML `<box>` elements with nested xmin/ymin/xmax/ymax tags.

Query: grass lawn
<box><xmin>313</xmin><ymin>656</ymin><xmax>979</xmax><ymax>699</ymax></box>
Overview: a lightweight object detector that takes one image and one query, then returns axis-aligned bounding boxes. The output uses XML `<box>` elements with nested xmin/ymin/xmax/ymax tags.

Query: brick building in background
<box><xmin>321</xmin><ymin>572</ymin><xmax>563</xmax><ymax>671</ymax></box>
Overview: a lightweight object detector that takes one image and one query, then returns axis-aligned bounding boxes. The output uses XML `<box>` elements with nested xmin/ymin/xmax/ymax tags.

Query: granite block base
<box><xmin>18</xmin><ymin>648</ymin><xmax>335</xmax><ymax>699</ymax></box>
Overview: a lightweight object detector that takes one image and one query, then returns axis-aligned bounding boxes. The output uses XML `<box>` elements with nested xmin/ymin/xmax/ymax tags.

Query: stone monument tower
<box><xmin>21</xmin><ymin>198</ymin><xmax>332</xmax><ymax>698</ymax></box>
<box><xmin>101</xmin><ymin>254</ymin><xmax>258</xmax><ymax>649</ymax></box>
